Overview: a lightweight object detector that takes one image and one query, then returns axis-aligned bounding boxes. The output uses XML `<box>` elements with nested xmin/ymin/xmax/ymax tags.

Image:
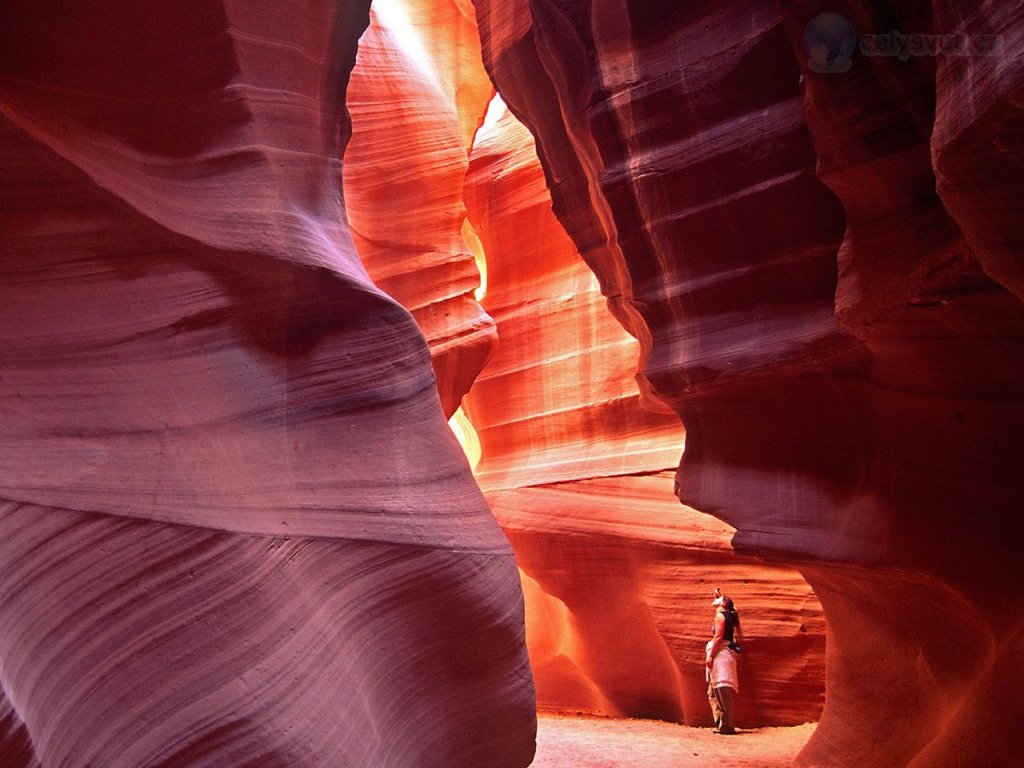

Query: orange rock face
<box><xmin>345</xmin><ymin>3</ymin><xmax>497</xmax><ymax>417</ymax></box>
<box><xmin>462</xmin><ymin>101</ymin><xmax>825</xmax><ymax>726</ymax></box>
<box><xmin>346</xmin><ymin>5</ymin><xmax>827</xmax><ymax>728</ymax></box>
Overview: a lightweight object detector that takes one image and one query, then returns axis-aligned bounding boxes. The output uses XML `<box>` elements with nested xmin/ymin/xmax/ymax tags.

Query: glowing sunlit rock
<box><xmin>463</xmin><ymin>98</ymin><xmax>825</xmax><ymax>725</ymax></box>
<box><xmin>346</xmin><ymin>9</ymin><xmax>497</xmax><ymax>418</ymax></box>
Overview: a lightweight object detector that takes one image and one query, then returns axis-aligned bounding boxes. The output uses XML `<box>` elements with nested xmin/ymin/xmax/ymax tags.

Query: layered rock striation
<box><xmin>473</xmin><ymin>1</ymin><xmax>1024</xmax><ymax>765</ymax></box>
<box><xmin>0</xmin><ymin>1</ymin><xmax>535</xmax><ymax>766</ymax></box>
<box><xmin>347</xmin><ymin>3</ymin><xmax>827</xmax><ymax>726</ymax></box>
<box><xmin>346</xmin><ymin>2</ymin><xmax>497</xmax><ymax>417</ymax></box>
<box><xmin>4</xmin><ymin>0</ymin><xmax>1023</xmax><ymax>766</ymax></box>
<box><xmin>462</xmin><ymin>100</ymin><xmax>825</xmax><ymax>725</ymax></box>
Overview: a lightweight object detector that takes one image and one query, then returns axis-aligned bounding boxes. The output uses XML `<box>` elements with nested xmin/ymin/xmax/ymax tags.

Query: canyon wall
<box><xmin>345</xmin><ymin>0</ymin><xmax>497</xmax><ymax>417</ymax></box>
<box><xmin>472</xmin><ymin>1</ymin><xmax>1024</xmax><ymax>766</ymax></box>
<box><xmin>461</xmin><ymin>101</ymin><xmax>825</xmax><ymax>726</ymax></box>
<box><xmin>346</xmin><ymin>3</ymin><xmax>827</xmax><ymax>729</ymax></box>
<box><xmin>0</xmin><ymin>1</ymin><xmax>534</xmax><ymax>766</ymax></box>
<box><xmin>3</xmin><ymin>1</ymin><xmax>1022</xmax><ymax>767</ymax></box>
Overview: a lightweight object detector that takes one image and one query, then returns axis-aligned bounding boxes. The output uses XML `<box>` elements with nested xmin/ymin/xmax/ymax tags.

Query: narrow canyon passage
<box><xmin>347</xmin><ymin>2</ymin><xmax>1024</xmax><ymax>766</ymax></box>
<box><xmin>346</xmin><ymin>0</ymin><xmax>826</xmax><ymax>735</ymax></box>
<box><xmin>2</xmin><ymin>1</ymin><xmax>1022</xmax><ymax>768</ymax></box>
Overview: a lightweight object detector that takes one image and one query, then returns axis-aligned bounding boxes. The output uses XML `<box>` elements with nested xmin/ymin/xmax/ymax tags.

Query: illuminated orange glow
<box><xmin>461</xmin><ymin>217</ymin><xmax>488</xmax><ymax>302</ymax></box>
<box><xmin>448</xmin><ymin>404</ymin><xmax>482</xmax><ymax>471</ymax></box>
<box><xmin>446</xmin><ymin>218</ymin><xmax>486</xmax><ymax>465</ymax></box>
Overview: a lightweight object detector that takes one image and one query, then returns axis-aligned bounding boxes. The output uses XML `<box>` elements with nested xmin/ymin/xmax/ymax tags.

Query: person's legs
<box><xmin>707</xmin><ymin>682</ymin><xmax>724</xmax><ymax>729</ymax></box>
<box><xmin>713</xmin><ymin>685</ymin><xmax>737</xmax><ymax>733</ymax></box>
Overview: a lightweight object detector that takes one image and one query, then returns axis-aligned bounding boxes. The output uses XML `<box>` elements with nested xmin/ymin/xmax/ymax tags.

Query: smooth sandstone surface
<box><xmin>0</xmin><ymin>1</ymin><xmax>534</xmax><ymax>766</ymax></box>
<box><xmin>346</xmin><ymin>3</ymin><xmax>497</xmax><ymax>418</ymax></box>
<box><xmin>3</xmin><ymin>1</ymin><xmax>1023</xmax><ymax>767</ymax></box>
<box><xmin>347</xmin><ymin>3</ymin><xmax>826</xmax><ymax>730</ymax></box>
<box><xmin>461</xmin><ymin>100</ymin><xmax>825</xmax><ymax>726</ymax></box>
<box><xmin>472</xmin><ymin>1</ymin><xmax>1024</xmax><ymax>766</ymax></box>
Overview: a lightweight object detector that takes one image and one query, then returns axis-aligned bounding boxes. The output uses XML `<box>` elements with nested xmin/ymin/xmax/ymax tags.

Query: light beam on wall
<box><xmin>461</xmin><ymin>218</ymin><xmax>488</xmax><ymax>302</ymax></box>
<box><xmin>448</xmin><ymin>404</ymin><xmax>482</xmax><ymax>472</ymax></box>
<box><xmin>448</xmin><ymin>222</ymin><xmax>487</xmax><ymax>468</ymax></box>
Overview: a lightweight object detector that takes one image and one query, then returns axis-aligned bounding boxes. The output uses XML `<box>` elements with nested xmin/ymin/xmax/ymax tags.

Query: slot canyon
<box><xmin>1</xmin><ymin>1</ymin><xmax>1021</xmax><ymax>767</ymax></box>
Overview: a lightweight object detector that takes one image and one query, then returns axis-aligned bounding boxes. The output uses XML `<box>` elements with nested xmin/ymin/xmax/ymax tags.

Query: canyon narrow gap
<box><xmin>2</xmin><ymin>2</ymin><xmax>1023</xmax><ymax>768</ymax></box>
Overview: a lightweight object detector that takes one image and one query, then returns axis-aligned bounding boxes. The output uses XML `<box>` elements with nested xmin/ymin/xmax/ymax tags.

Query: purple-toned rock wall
<box><xmin>473</xmin><ymin>1</ymin><xmax>1024</xmax><ymax>765</ymax></box>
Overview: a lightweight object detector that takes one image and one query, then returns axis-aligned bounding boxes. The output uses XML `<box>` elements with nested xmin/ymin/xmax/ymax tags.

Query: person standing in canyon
<box><xmin>705</xmin><ymin>589</ymin><xmax>743</xmax><ymax>734</ymax></box>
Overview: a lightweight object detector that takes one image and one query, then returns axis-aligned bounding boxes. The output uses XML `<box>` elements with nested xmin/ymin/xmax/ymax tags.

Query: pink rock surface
<box><xmin>0</xmin><ymin>1</ymin><xmax>534</xmax><ymax>766</ymax></box>
<box><xmin>473</xmin><ymin>1</ymin><xmax>1024</xmax><ymax>765</ymax></box>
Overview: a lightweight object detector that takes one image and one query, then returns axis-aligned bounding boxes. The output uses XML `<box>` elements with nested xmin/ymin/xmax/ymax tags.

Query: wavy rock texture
<box><xmin>931</xmin><ymin>0</ymin><xmax>1024</xmax><ymax>300</ymax></box>
<box><xmin>6</xmin><ymin>1</ymin><xmax>1023</xmax><ymax>766</ymax></box>
<box><xmin>473</xmin><ymin>1</ymin><xmax>1024</xmax><ymax>766</ymax></box>
<box><xmin>346</xmin><ymin>2</ymin><xmax>497</xmax><ymax>417</ymax></box>
<box><xmin>344</xmin><ymin>2</ymin><xmax>825</xmax><ymax>727</ymax></box>
<box><xmin>779</xmin><ymin>3</ymin><xmax>1024</xmax><ymax>765</ymax></box>
<box><xmin>0</xmin><ymin>1</ymin><xmax>535</xmax><ymax>766</ymax></box>
<box><xmin>491</xmin><ymin>480</ymin><xmax>827</xmax><ymax>726</ymax></box>
<box><xmin>462</xmin><ymin>101</ymin><xmax>825</xmax><ymax>726</ymax></box>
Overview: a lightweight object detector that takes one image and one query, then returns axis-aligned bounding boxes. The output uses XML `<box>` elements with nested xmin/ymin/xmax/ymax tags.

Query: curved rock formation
<box><xmin>0</xmin><ymin>1</ymin><xmax>535</xmax><ymax>766</ymax></box>
<box><xmin>462</xmin><ymin>99</ymin><xmax>825</xmax><ymax>725</ymax></box>
<box><xmin>5</xmin><ymin>0</ymin><xmax>1023</xmax><ymax>765</ymax></box>
<box><xmin>472</xmin><ymin>1</ymin><xmax>1024</xmax><ymax>765</ymax></box>
<box><xmin>346</xmin><ymin>2</ymin><xmax>497</xmax><ymax>417</ymax></box>
<box><xmin>779</xmin><ymin>3</ymin><xmax>1024</xmax><ymax>765</ymax></box>
<box><xmin>347</xmin><ymin>2</ymin><xmax>827</xmax><ymax>725</ymax></box>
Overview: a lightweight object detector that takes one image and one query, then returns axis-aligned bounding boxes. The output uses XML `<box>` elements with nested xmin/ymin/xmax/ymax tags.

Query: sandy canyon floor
<box><xmin>533</xmin><ymin>714</ymin><xmax>816</xmax><ymax>767</ymax></box>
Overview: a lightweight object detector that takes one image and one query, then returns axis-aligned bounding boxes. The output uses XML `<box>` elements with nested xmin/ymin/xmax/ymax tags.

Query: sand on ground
<box><xmin>531</xmin><ymin>713</ymin><xmax>816</xmax><ymax>768</ymax></box>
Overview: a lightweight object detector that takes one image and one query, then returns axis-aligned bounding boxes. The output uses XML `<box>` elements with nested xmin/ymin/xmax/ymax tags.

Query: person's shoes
<box><xmin>718</xmin><ymin>727</ymin><xmax>736</xmax><ymax>735</ymax></box>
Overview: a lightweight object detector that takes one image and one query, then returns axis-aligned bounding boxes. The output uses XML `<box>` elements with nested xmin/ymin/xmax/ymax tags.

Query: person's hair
<box><xmin>723</xmin><ymin>597</ymin><xmax>734</xmax><ymax>611</ymax></box>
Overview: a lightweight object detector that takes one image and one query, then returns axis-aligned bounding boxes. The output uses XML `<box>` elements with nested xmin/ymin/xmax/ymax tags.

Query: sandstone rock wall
<box><xmin>4</xmin><ymin>0</ymin><xmax>1023</xmax><ymax>766</ymax></box>
<box><xmin>462</xmin><ymin>100</ymin><xmax>826</xmax><ymax>726</ymax></box>
<box><xmin>472</xmin><ymin>1</ymin><xmax>1024</xmax><ymax>765</ymax></box>
<box><xmin>0</xmin><ymin>1</ymin><xmax>535</xmax><ymax>766</ymax></box>
<box><xmin>346</xmin><ymin>3</ymin><xmax>497</xmax><ymax>417</ymax></box>
<box><xmin>346</xmin><ymin>3</ymin><xmax>827</xmax><ymax>728</ymax></box>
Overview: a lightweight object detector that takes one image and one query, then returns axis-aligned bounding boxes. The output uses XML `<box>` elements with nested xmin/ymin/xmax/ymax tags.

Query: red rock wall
<box><xmin>462</xmin><ymin>101</ymin><xmax>826</xmax><ymax>726</ymax></box>
<box><xmin>6</xmin><ymin>1</ymin><xmax>1022</xmax><ymax>765</ymax></box>
<box><xmin>473</xmin><ymin>1</ymin><xmax>1024</xmax><ymax>766</ymax></box>
<box><xmin>779</xmin><ymin>3</ymin><xmax>1024</xmax><ymax>765</ymax></box>
<box><xmin>0</xmin><ymin>1</ymin><xmax>535</xmax><ymax>766</ymax></box>
<box><xmin>347</xmin><ymin>4</ymin><xmax>827</xmax><ymax>727</ymax></box>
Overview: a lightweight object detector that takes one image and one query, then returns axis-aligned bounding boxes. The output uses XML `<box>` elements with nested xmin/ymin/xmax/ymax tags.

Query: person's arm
<box><xmin>705</xmin><ymin>612</ymin><xmax>726</xmax><ymax>668</ymax></box>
